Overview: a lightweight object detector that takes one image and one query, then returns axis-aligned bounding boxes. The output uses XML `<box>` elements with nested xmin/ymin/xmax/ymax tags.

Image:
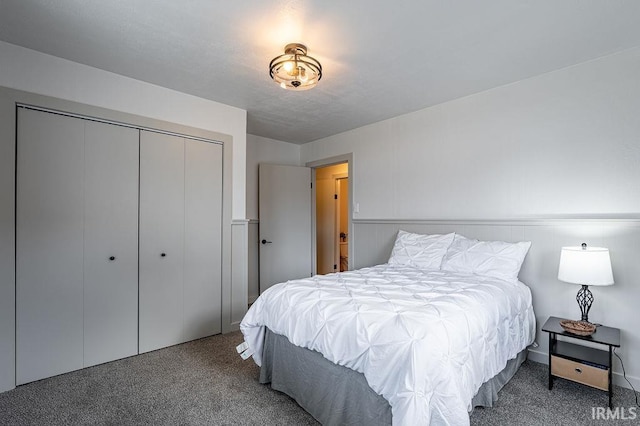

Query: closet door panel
<box><xmin>16</xmin><ymin>109</ymin><xmax>84</xmax><ymax>384</ymax></box>
<box><xmin>183</xmin><ymin>140</ymin><xmax>223</xmax><ymax>340</ymax></box>
<box><xmin>139</xmin><ymin>131</ymin><xmax>185</xmax><ymax>353</ymax></box>
<box><xmin>83</xmin><ymin>121</ymin><xmax>139</xmax><ymax>367</ymax></box>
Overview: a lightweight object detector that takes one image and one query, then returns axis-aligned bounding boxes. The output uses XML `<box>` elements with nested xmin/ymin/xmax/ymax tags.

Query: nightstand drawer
<box><xmin>551</xmin><ymin>355</ymin><xmax>608</xmax><ymax>391</ymax></box>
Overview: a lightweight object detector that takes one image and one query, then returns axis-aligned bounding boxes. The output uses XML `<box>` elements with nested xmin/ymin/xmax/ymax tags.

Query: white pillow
<box><xmin>388</xmin><ymin>230</ymin><xmax>455</xmax><ymax>271</ymax></box>
<box><xmin>441</xmin><ymin>234</ymin><xmax>531</xmax><ymax>281</ymax></box>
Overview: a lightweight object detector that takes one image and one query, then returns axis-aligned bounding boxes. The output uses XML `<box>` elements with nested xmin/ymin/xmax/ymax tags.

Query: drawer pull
<box><xmin>575</xmin><ymin>368</ymin><xmax>582</xmax><ymax>374</ymax></box>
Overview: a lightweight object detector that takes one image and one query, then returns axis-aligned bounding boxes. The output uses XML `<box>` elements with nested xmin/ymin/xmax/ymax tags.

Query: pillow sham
<box><xmin>388</xmin><ymin>230</ymin><xmax>455</xmax><ymax>271</ymax></box>
<box><xmin>441</xmin><ymin>234</ymin><xmax>531</xmax><ymax>281</ymax></box>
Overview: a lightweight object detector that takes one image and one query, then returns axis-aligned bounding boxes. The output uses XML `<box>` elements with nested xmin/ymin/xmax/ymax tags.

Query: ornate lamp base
<box><xmin>576</xmin><ymin>284</ymin><xmax>594</xmax><ymax>323</ymax></box>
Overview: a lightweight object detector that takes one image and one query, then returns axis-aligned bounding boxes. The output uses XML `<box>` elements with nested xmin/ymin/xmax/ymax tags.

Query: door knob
<box><xmin>261</xmin><ymin>239</ymin><xmax>272</xmax><ymax>245</ymax></box>
<box><xmin>109</xmin><ymin>256</ymin><xmax>116</xmax><ymax>261</ymax></box>
<box><xmin>161</xmin><ymin>252</ymin><xmax>167</xmax><ymax>257</ymax></box>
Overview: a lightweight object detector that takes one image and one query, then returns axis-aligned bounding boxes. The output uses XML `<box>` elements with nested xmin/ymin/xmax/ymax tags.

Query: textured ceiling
<box><xmin>1</xmin><ymin>1</ymin><xmax>640</xmax><ymax>144</ymax></box>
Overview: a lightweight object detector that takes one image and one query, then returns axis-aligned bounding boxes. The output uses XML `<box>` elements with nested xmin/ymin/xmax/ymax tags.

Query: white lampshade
<box><xmin>558</xmin><ymin>246</ymin><xmax>614</xmax><ymax>286</ymax></box>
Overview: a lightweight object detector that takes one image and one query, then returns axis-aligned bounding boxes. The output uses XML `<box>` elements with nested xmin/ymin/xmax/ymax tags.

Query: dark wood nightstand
<box><xmin>542</xmin><ymin>316</ymin><xmax>620</xmax><ymax>408</ymax></box>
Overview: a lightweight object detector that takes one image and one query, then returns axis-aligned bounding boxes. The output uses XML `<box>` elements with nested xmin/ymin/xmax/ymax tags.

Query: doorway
<box><xmin>314</xmin><ymin>162</ymin><xmax>349</xmax><ymax>275</ymax></box>
<box><xmin>257</xmin><ymin>155</ymin><xmax>352</xmax><ymax>294</ymax></box>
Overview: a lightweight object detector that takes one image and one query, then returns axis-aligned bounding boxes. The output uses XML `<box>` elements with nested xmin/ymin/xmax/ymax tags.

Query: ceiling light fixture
<box><xmin>269</xmin><ymin>43</ymin><xmax>322</xmax><ymax>91</ymax></box>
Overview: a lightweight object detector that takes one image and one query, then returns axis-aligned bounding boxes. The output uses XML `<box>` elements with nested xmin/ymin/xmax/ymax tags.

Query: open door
<box><xmin>259</xmin><ymin>164</ymin><xmax>313</xmax><ymax>293</ymax></box>
<box><xmin>315</xmin><ymin>163</ymin><xmax>349</xmax><ymax>275</ymax></box>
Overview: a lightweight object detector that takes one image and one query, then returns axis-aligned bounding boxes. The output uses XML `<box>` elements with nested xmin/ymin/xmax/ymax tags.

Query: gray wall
<box><xmin>0</xmin><ymin>91</ymin><xmax>16</xmax><ymax>394</ymax></box>
<box><xmin>350</xmin><ymin>219</ymin><xmax>639</xmax><ymax>390</ymax></box>
<box><xmin>300</xmin><ymin>48</ymin><xmax>640</xmax><ymax>389</ymax></box>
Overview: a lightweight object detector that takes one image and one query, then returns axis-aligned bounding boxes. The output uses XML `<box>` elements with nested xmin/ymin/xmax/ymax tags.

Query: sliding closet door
<box><xmin>83</xmin><ymin>121</ymin><xmax>139</xmax><ymax>367</ymax></box>
<box><xmin>16</xmin><ymin>109</ymin><xmax>85</xmax><ymax>384</ymax></box>
<box><xmin>183</xmin><ymin>140</ymin><xmax>223</xmax><ymax>340</ymax></box>
<box><xmin>139</xmin><ymin>131</ymin><xmax>185</xmax><ymax>353</ymax></box>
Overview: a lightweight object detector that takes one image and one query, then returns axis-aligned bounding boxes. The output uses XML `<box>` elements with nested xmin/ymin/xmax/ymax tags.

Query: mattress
<box><xmin>241</xmin><ymin>264</ymin><xmax>536</xmax><ymax>425</ymax></box>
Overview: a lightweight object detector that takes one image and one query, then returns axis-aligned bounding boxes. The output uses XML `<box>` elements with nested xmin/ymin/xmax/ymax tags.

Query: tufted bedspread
<box><xmin>241</xmin><ymin>264</ymin><xmax>535</xmax><ymax>425</ymax></box>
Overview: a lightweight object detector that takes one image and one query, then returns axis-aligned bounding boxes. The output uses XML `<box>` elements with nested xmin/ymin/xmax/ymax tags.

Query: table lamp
<box><xmin>557</xmin><ymin>243</ymin><xmax>614</xmax><ymax>323</ymax></box>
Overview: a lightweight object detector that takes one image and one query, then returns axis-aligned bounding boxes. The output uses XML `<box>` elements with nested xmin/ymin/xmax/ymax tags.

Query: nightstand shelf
<box><xmin>542</xmin><ymin>316</ymin><xmax>620</xmax><ymax>408</ymax></box>
<box><xmin>553</xmin><ymin>341</ymin><xmax>609</xmax><ymax>368</ymax></box>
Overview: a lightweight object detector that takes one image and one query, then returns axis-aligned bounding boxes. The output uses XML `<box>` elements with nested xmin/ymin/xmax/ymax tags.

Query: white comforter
<box><xmin>240</xmin><ymin>264</ymin><xmax>535</xmax><ymax>425</ymax></box>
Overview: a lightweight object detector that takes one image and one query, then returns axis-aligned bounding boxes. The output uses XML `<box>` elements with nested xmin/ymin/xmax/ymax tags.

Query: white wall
<box><xmin>0</xmin><ymin>41</ymin><xmax>248</xmax><ymax>392</ymax></box>
<box><xmin>0</xmin><ymin>41</ymin><xmax>247</xmax><ymax>219</ymax></box>
<box><xmin>246</xmin><ymin>134</ymin><xmax>301</xmax><ymax>220</ymax></box>
<box><xmin>301</xmin><ymin>48</ymin><xmax>640</xmax><ymax>387</ymax></box>
<box><xmin>301</xmin><ymin>47</ymin><xmax>640</xmax><ymax>220</ymax></box>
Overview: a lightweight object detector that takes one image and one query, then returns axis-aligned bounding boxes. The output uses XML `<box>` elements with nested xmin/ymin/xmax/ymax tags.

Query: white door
<box><xmin>83</xmin><ymin>121</ymin><xmax>139</xmax><ymax>367</ymax></box>
<box><xmin>183</xmin><ymin>139</ymin><xmax>223</xmax><ymax>340</ymax></box>
<box><xmin>16</xmin><ymin>109</ymin><xmax>85</xmax><ymax>384</ymax></box>
<box><xmin>17</xmin><ymin>109</ymin><xmax>140</xmax><ymax>383</ymax></box>
<box><xmin>259</xmin><ymin>164</ymin><xmax>312</xmax><ymax>293</ymax></box>
<box><xmin>139</xmin><ymin>131</ymin><xmax>185</xmax><ymax>353</ymax></box>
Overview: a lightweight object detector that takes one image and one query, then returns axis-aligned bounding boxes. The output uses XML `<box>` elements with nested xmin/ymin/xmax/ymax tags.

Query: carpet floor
<box><xmin>0</xmin><ymin>331</ymin><xmax>637</xmax><ymax>425</ymax></box>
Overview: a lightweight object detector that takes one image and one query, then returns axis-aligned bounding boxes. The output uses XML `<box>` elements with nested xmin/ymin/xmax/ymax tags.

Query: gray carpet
<box><xmin>0</xmin><ymin>331</ymin><xmax>637</xmax><ymax>425</ymax></box>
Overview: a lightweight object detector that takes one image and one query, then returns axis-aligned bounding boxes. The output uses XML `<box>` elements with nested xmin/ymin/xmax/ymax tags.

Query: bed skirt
<box><xmin>259</xmin><ymin>329</ymin><xmax>527</xmax><ymax>425</ymax></box>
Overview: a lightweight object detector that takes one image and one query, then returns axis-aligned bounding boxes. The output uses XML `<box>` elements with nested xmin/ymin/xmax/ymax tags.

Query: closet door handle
<box><xmin>109</xmin><ymin>256</ymin><xmax>116</xmax><ymax>261</ymax></box>
<box><xmin>261</xmin><ymin>239</ymin><xmax>272</xmax><ymax>245</ymax></box>
<box><xmin>161</xmin><ymin>253</ymin><xmax>167</xmax><ymax>257</ymax></box>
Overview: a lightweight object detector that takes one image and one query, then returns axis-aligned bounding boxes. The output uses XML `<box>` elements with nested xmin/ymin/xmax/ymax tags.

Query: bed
<box><xmin>241</xmin><ymin>232</ymin><xmax>536</xmax><ymax>425</ymax></box>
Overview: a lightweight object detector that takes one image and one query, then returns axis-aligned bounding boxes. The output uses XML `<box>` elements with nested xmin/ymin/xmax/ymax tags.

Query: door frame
<box><xmin>334</xmin><ymin>174</ymin><xmax>348</xmax><ymax>272</ymax></box>
<box><xmin>306</xmin><ymin>153</ymin><xmax>353</xmax><ymax>275</ymax></box>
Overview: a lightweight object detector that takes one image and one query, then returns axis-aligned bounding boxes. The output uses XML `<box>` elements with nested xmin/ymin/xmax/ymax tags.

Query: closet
<box><xmin>16</xmin><ymin>107</ymin><xmax>222</xmax><ymax>384</ymax></box>
<box><xmin>139</xmin><ymin>131</ymin><xmax>223</xmax><ymax>353</ymax></box>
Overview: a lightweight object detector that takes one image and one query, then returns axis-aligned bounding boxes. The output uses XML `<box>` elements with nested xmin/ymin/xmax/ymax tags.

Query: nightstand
<box><xmin>542</xmin><ymin>316</ymin><xmax>620</xmax><ymax>408</ymax></box>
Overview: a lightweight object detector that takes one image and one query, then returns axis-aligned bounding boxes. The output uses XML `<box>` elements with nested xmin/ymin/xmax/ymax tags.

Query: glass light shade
<box><xmin>269</xmin><ymin>43</ymin><xmax>322</xmax><ymax>91</ymax></box>
<box><xmin>558</xmin><ymin>246</ymin><xmax>614</xmax><ymax>286</ymax></box>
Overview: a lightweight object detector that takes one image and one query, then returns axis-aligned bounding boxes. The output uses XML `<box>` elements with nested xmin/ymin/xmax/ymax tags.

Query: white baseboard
<box><xmin>227</xmin><ymin>321</ymin><xmax>241</xmax><ymax>332</ymax></box>
<box><xmin>527</xmin><ymin>348</ymin><xmax>548</xmax><ymax>364</ymax></box>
